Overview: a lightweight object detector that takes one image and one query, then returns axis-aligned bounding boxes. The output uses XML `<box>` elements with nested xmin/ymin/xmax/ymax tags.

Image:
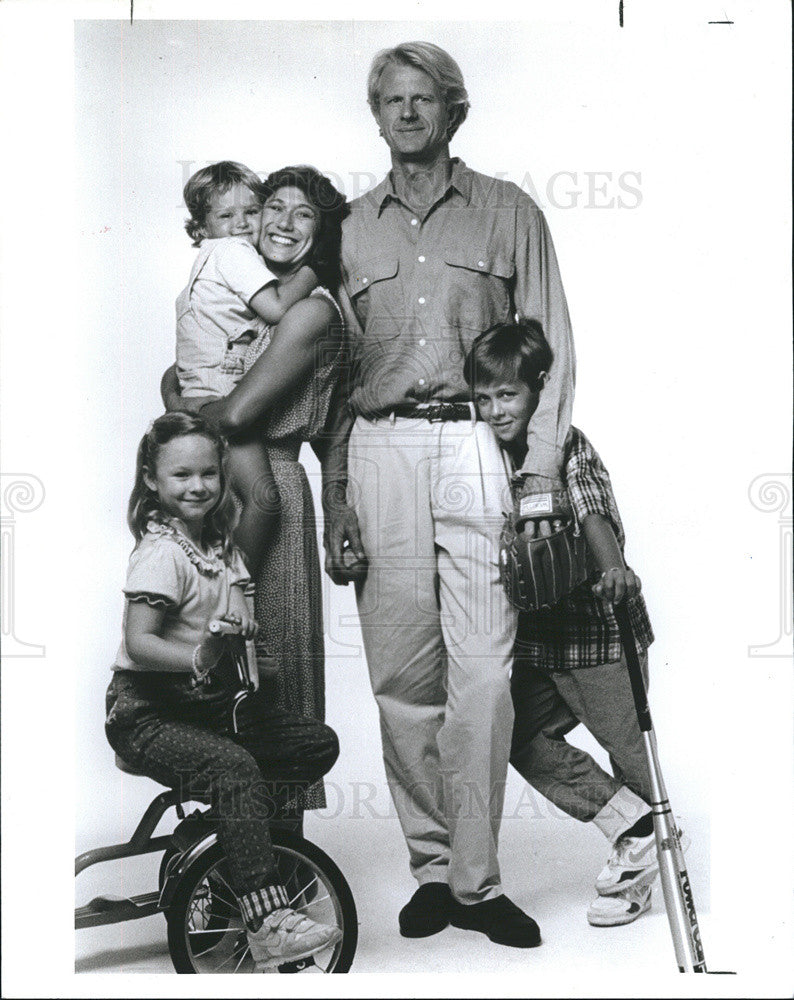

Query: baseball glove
<box><xmin>499</xmin><ymin>486</ymin><xmax>590</xmax><ymax>611</ymax></box>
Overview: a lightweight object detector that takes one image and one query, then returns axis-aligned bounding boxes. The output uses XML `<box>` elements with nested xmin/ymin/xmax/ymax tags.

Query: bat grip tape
<box><xmin>613</xmin><ymin>601</ymin><xmax>653</xmax><ymax>732</ymax></box>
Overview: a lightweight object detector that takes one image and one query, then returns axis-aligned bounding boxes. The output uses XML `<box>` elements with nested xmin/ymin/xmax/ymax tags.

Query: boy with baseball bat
<box><xmin>464</xmin><ymin>320</ymin><xmax>681</xmax><ymax>926</ymax></box>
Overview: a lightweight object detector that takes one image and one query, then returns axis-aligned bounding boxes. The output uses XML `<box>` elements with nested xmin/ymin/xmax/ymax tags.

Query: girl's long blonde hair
<box><xmin>127</xmin><ymin>412</ymin><xmax>237</xmax><ymax>563</ymax></box>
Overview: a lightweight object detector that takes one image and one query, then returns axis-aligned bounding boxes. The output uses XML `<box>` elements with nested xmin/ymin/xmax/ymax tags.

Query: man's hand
<box><xmin>324</xmin><ymin>503</ymin><xmax>367</xmax><ymax>585</ymax></box>
<box><xmin>592</xmin><ymin>567</ymin><xmax>642</xmax><ymax>604</ymax></box>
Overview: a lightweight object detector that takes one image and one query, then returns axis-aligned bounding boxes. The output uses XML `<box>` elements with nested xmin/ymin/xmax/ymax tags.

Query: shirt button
<box><xmin>418</xmin><ymin>378</ymin><xmax>426</xmax><ymax>386</ymax></box>
<box><xmin>418</xmin><ymin>297</ymin><xmax>426</xmax><ymax>304</ymax></box>
<box><xmin>411</xmin><ymin>218</ymin><xmax>419</xmax><ymax>226</ymax></box>
<box><xmin>362</xmin><ymin>277</ymin><xmax>369</xmax><ymax>284</ymax></box>
<box><xmin>419</xmin><ymin>338</ymin><xmax>426</xmax><ymax>346</ymax></box>
<box><xmin>417</xmin><ymin>255</ymin><xmax>426</xmax><ymax>262</ymax></box>
<box><xmin>477</xmin><ymin>260</ymin><xmax>485</xmax><ymax>268</ymax></box>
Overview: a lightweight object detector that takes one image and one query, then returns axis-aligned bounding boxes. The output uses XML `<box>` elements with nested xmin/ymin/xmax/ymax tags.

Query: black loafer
<box><xmin>398</xmin><ymin>882</ymin><xmax>453</xmax><ymax>938</ymax></box>
<box><xmin>450</xmin><ymin>894</ymin><xmax>541</xmax><ymax>948</ymax></box>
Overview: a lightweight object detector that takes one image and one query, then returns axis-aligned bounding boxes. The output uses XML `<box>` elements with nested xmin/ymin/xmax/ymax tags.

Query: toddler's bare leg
<box><xmin>227</xmin><ymin>437</ymin><xmax>280</xmax><ymax>574</ymax></box>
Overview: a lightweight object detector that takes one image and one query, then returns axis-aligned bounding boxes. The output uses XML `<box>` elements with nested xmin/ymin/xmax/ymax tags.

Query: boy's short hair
<box><xmin>183</xmin><ymin>161</ymin><xmax>266</xmax><ymax>247</ymax></box>
<box><xmin>463</xmin><ymin>319</ymin><xmax>554</xmax><ymax>393</ymax></box>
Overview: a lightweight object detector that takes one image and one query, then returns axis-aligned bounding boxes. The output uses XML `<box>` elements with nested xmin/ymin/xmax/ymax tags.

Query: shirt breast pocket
<box><xmin>443</xmin><ymin>249</ymin><xmax>515</xmax><ymax>331</ymax></box>
<box><xmin>347</xmin><ymin>255</ymin><xmax>400</xmax><ymax>336</ymax></box>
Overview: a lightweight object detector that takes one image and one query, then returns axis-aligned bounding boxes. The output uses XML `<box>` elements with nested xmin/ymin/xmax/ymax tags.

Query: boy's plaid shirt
<box><xmin>515</xmin><ymin>426</ymin><xmax>654</xmax><ymax>671</ymax></box>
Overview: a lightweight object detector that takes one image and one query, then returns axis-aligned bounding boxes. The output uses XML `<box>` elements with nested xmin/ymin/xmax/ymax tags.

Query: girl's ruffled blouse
<box><xmin>111</xmin><ymin>519</ymin><xmax>251</xmax><ymax>673</ymax></box>
<box><xmin>142</xmin><ymin>518</ymin><xmax>229</xmax><ymax>578</ymax></box>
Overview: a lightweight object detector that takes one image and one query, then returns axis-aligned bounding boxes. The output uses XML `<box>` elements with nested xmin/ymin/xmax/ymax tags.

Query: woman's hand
<box><xmin>160</xmin><ymin>365</ymin><xmax>211</xmax><ymax>414</ymax></box>
<box><xmin>160</xmin><ymin>364</ymin><xmax>183</xmax><ymax>412</ymax></box>
<box><xmin>161</xmin><ymin>364</ymin><xmax>224</xmax><ymax>420</ymax></box>
<box><xmin>187</xmin><ymin>396</ymin><xmax>217</xmax><ymax>414</ymax></box>
<box><xmin>194</xmin><ymin>397</ymin><xmax>225</xmax><ymax>427</ymax></box>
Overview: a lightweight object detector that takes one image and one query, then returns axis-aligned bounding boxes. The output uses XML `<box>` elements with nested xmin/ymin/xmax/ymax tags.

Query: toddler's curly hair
<box><xmin>183</xmin><ymin>161</ymin><xmax>266</xmax><ymax>248</ymax></box>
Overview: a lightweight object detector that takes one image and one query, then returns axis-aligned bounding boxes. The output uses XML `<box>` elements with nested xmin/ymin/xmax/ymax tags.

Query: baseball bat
<box><xmin>613</xmin><ymin>600</ymin><xmax>707</xmax><ymax>973</ymax></box>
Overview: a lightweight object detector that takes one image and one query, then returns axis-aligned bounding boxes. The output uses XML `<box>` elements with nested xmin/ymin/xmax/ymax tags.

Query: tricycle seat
<box><xmin>115</xmin><ymin>753</ymin><xmax>148</xmax><ymax>776</ymax></box>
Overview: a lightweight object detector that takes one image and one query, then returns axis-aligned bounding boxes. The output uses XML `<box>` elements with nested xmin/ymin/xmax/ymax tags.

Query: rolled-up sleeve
<box><xmin>565</xmin><ymin>430</ymin><xmax>625</xmax><ymax>549</ymax></box>
<box><xmin>513</xmin><ymin>202</ymin><xmax>576</xmax><ymax>479</ymax></box>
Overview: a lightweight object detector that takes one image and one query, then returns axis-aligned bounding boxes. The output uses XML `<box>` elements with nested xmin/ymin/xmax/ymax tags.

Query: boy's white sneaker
<box><xmin>587</xmin><ymin>882</ymin><xmax>652</xmax><ymax>927</ymax></box>
<box><xmin>246</xmin><ymin>907</ymin><xmax>343</xmax><ymax>968</ymax></box>
<box><xmin>595</xmin><ymin>831</ymin><xmax>658</xmax><ymax>895</ymax></box>
<box><xmin>596</xmin><ymin>828</ymin><xmax>689</xmax><ymax>896</ymax></box>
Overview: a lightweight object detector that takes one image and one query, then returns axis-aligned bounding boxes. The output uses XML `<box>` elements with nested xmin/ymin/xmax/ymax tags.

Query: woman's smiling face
<box><xmin>258</xmin><ymin>185</ymin><xmax>319</xmax><ymax>271</ymax></box>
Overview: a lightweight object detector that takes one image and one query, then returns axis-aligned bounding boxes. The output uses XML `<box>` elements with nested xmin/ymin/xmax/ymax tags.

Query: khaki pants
<box><xmin>348</xmin><ymin>416</ymin><xmax>518</xmax><ymax>903</ymax></box>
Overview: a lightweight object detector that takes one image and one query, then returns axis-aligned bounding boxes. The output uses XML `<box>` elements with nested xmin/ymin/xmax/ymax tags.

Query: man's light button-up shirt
<box><xmin>339</xmin><ymin>157</ymin><xmax>576</xmax><ymax>478</ymax></box>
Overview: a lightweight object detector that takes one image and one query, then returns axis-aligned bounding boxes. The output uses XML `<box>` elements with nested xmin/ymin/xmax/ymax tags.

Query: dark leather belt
<box><xmin>373</xmin><ymin>402</ymin><xmax>477</xmax><ymax>422</ymax></box>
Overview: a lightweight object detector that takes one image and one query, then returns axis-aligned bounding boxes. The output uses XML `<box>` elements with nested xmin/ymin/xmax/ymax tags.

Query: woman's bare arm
<box><xmin>200</xmin><ymin>296</ymin><xmax>338</xmax><ymax>434</ymax></box>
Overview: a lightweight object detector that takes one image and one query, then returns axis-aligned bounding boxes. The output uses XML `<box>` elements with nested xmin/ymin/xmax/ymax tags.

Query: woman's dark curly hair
<box><xmin>263</xmin><ymin>166</ymin><xmax>347</xmax><ymax>293</ymax></box>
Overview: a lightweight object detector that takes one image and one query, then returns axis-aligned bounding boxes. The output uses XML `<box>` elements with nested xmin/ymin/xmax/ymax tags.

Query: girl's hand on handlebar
<box><xmin>219</xmin><ymin>612</ymin><xmax>258</xmax><ymax>641</ymax></box>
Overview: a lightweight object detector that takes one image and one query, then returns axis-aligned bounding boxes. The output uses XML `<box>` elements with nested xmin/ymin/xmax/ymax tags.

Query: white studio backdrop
<box><xmin>1</xmin><ymin>4</ymin><xmax>791</xmax><ymax>996</ymax></box>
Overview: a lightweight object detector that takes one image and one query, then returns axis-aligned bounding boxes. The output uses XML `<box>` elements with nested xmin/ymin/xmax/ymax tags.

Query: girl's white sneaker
<box><xmin>246</xmin><ymin>907</ymin><xmax>343</xmax><ymax>968</ymax></box>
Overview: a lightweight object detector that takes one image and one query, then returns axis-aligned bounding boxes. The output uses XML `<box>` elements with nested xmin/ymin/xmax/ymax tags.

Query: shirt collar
<box><xmin>372</xmin><ymin>157</ymin><xmax>473</xmax><ymax>216</ymax></box>
<box><xmin>448</xmin><ymin>158</ymin><xmax>473</xmax><ymax>203</ymax></box>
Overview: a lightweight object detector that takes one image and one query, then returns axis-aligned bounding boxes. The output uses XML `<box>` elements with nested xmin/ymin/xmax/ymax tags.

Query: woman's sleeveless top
<box><xmin>243</xmin><ymin>286</ymin><xmax>343</xmax><ymax>443</ymax></box>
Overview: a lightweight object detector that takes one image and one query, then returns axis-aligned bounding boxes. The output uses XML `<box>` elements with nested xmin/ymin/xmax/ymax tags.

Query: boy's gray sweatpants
<box><xmin>509</xmin><ymin>652</ymin><xmax>652</xmax><ymax>843</ymax></box>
